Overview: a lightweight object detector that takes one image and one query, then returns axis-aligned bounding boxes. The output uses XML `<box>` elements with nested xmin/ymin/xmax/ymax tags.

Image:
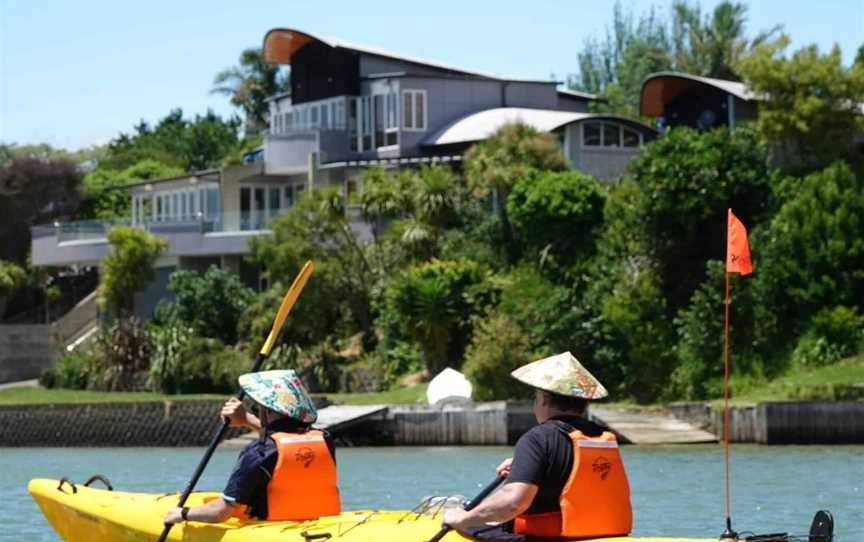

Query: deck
<box><xmin>590</xmin><ymin>406</ymin><xmax>718</xmax><ymax>444</ymax></box>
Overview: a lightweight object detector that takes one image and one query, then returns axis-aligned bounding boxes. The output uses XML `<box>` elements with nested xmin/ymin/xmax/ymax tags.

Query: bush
<box><xmin>507</xmin><ymin>170</ymin><xmax>606</xmax><ymax>271</ymax></box>
<box><xmin>463</xmin><ymin>312</ymin><xmax>540</xmax><ymax>401</ymax></box>
<box><xmin>90</xmin><ymin>317</ymin><xmax>151</xmax><ymax>391</ymax></box>
<box><xmin>791</xmin><ymin>306</ymin><xmax>864</xmax><ymax>367</ymax></box>
<box><xmin>40</xmin><ymin>351</ymin><xmax>94</xmax><ymax>389</ymax></box>
<box><xmin>149</xmin><ymin>330</ymin><xmax>248</xmax><ymax>394</ymax></box>
<box><xmin>147</xmin><ymin>323</ymin><xmax>194</xmax><ymax>393</ymax></box>
<box><xmin>158</xmin><ymin>266</ymin><xmax>254</xmax><ymax>345</ymax></box>
<box><xmin>382</xmin><ymin>259</ymin><xmax>496</xmax><ymax>375</ymax></box>
<box><xmin>97</xmin><ymin>226</ymin><xmax>166</xmax><ymax>316</ymax></box>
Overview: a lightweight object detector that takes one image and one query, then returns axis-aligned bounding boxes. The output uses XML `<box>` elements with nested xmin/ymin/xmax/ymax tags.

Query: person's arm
<box><xmin>442</xmin><ymin>482</ymin><xmax>538</xmax><ymax>529</ymax></box>
<box><xmin>221</xmin><ymin>398</ymin><xmax>261</xmax><ymax>431</ymax></box>
<box><xmin>164</xmin><ymin>498</ymin><xmax>237</xmax><ymax>524</ymax></box>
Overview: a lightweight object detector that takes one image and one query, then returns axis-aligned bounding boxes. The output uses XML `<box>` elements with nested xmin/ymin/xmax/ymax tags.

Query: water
<box><xmin>3</xmin><ymin>445</ymin><xmax>862</xmax><ymax>541</ymax></box>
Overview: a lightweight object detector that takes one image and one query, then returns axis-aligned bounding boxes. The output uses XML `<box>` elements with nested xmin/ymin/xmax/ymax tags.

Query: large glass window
<box><xmin>583</xmin><ymin>121</ymin><xmax>641</xmax><ymax>147</ymax></box>
<box><xmin>584</xmin><ymin>123</ymin><xmax>601</xmax><ymax>146</ymax></box>
<box><xmin>361</xmin><ymin>96</ymin><xmax>373</xmax><ymax>150</ymax></box>
<box><xmin>603</xmin><ymin>124</ymin><xmax>620</xmax><ymax>147</ymax></box>
<box><xmin>374</xmin><ymin>94</ymin><xmax>385</xmax><ymax>148</ymax></box>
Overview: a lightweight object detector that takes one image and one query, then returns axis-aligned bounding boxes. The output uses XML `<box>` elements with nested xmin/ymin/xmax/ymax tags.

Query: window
<box><xmin>386</xmin><ymin>93</ymin><xmax>399</xmax><ymax>146</ymax></box>
<box><xmin>582</xmin><ymin>121</ymin><xmax>641</xmax><ymax>148</ymax></box>
<box><xmin>584</xmin><ymin>122</ymin><xmax>601</xmax><ymax>146</ymax></box>
<box><xmin>361</xmin><ymin>96</ymin><xmax>373</xmax><ymax>150</ymax></box>
<box><xmin>603</xmin><ymin>124</ymin><xmax>620</xmax><ymax>147</ymax></box>
<box><xmin>402</xmin><ymin>90</ymin><xmax>427</xmax><ymax>131</ymax></box>
<box><xmin>374</xmin><ymin>94</ymin><xmax>385</xmax><ymax>148</ymax></box>
<box><xmin>321</xmin><ymin>104</ymin><xmax>330</xmax><ymax>129</ymax></box>
<box><xmin>349</xmin><ymin>98</ymin><xmax>359</xmax><ymax>151</ymax></box>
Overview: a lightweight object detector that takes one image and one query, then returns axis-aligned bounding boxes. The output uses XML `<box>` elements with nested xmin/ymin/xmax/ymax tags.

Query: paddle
<box><xmin>427</xmin><ymin>475</ymin><xmax>506</xmax><ymax>542</ymax></box>
<box><xmin>156</xmin><ymin>261</ymin><xmax>314</xmax><ymax>542</ymax></box>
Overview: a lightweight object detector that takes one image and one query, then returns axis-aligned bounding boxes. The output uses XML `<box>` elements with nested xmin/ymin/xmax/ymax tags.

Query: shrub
<box><xmin>463</xmin><ymin>312</ymin><xmax>540</xmax><ymax>401</ymax></box>
<box><xmin>791</xmin><ymin>306</ymin><xmax>864</xmax><ymax>367</ymax></box>
<box><xmin>97</xmin><ymin>226</ymin><xmax>166</xmax><ymax>316</ymax></box>
<box><xmin>40</xmin><ymin>351</ymin><xmax>94</xmax><ymax>389</ymax></box>
<box><xmin>383</xmin><ymin>259</ymin><xmax>496</xmax><ymax>375</ymax></box>
<box><xmin>147</xmin><ymin>323</ymin><xmax>194</xmax><ymax>393</ymax></box>
<box><xmin>90</xmin><ymin>317</ymin><xmax>151</xmax><ymax>391</ymax></box>
<box><xmin>158</xmin><ymin>266</ymin><xmax>254</xmax><ymax>345</ymax></box>
<box><xmin>507</xmin><ymin>170</ymin><xmax>606</xmax><ymax>271</ymax></box>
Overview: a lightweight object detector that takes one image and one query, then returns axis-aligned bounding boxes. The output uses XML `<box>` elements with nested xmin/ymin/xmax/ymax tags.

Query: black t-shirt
<box><xmin>505</xmin><ymin>415</ymin><xmax>605</xmax><ymax>515</ymax></box>
<box><xmin>221</xmin><ymin>419</ymin><xmax>336</xmax><ymax>519</ymax></box>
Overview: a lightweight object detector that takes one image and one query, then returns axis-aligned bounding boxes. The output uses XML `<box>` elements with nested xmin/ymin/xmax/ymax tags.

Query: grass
<box><xmin>716</xmin><ymin>353</ymin><xmax>864</xmax><ymax>406</ymax></box>
<box><xmin>0</xmin><ymin>383</ymin><xmax>429</xmax><ymax>406</ymax></box>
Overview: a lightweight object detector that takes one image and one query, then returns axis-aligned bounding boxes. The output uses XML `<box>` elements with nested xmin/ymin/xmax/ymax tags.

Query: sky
<box><xmin>1</xmin><ymin>0</ymin><xmax>862</xmax><ymax>151</ymax></box>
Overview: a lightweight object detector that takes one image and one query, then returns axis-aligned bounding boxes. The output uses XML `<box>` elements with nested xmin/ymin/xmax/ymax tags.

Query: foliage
<box><xmin>464</xmin><ymin>122</ymin><xmax>567</xmax><ymax>263</ymax></box>
<box><xmin>463</xmin><ymin>312</ymin><xmax>538</xmax><ymax>401</ymax></box>
<box><xmin>158</xmin><ymin>266</ymin><xmax>254</xmax><ymax>345</ymax></box>
<box><xmin>147</xmin><ymin>322</ymin><xmax>194</xmax><ymax>393</ymax></box>
<box><xmin>80</xmin><ymin>159</ymin><xmax>184</xmax><ymax>219</ymax></box>
<box><xmin>0</xmin><ymin>142</ymin><xmax>105</xmax><ymax>168</ymax></box>
<box><xmin>221</xmin><ymin>135</ymin><xmax>264</xmax><ymax>167</ymax></box>
<box><xmin>791</xmin><ymin>306</ymin><xmax>864</xmax><ymax>368</ymax></box>
<box><xmin>571</xmin><ymin>1</ymin><xmax>779</xmax><ymax>116</ymax></box>
<box><xmin>40</xmin><ymin>351</ymin><xmax>95</xmax><ymax>390</ymax></box>
<box><xmin>752</xmin><ymin>162</ymin><xmax>864</xmax><ymax>346</ymax></box>
<box><xmin>97</xmin><ymin>226</ymin><xmax>167</xmax><ymax>316</ymax></box>
<box><xmin>249</xmin><ymin>189</ymin><xmax>374</xmax><ymax>346</ymax></box>
<box><xmin>0</xmin><ymin>158</ymin><xmax>83</xmax><ymax>264</ymax></box>
<box><xmin>89</xmin><ymin>318</ymin><xmax>151</xmax><ymax>391</ymax></box>
<box><xmin>507</xmin><ymin>169</ymin><xmax>606</xmax><ymax>272</ymax></box>
<box><xmin>150</xmin><ymin>335</ymin><xmax>245</xmax><ymax>394</ymax></box>
<box><xmin>626</xmin><ymin>126</ymin><xmax>775</xmax><ymax>313</ymax></box>
<box><xmin>99</xmin><ymin>109</ymin><xmax>241</xmax><ymax>172</ymax></box>
<box><xmin>212</xmin><ymin>47</ymin><xmax>290</xmax><ymax>134</ymax></box>
<box><xmin>738</xmin><ymin>36</ymin><xmax>864</xmax><ymax>172</ymax></box>
<box><xmin>383</xmin><ymin>259</ymin><xmax>496</xmax><ymax>375</ymax></box>
<box><xmin>0</xmin><ymin>259</ymin><xmax>26</xmax><ymax>299</ymax></box>
<box><xmin>671</xmin><ymin>260</ymin><xmax>761</xmax><ymax>399</ymax></box>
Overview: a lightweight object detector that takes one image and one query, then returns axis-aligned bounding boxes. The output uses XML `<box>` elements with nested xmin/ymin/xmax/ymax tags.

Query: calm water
<box><xmin>3</xmin><ymin>445</ymin><xmax>862</xmax><ymax>541</ymax></box>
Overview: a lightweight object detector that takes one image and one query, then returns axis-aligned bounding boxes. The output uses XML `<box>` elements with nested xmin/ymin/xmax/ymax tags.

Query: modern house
<box><xmin>640</xmin><ymin>71</ymin><xmax>760</xmax><ymax>130</ymax></box>
<box><xmin>31</xmin><ymin>28</ymin><xmax>658</xmax><ymax>318</ymax></box>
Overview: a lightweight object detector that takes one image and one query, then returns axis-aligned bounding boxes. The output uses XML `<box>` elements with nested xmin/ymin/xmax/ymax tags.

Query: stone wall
<box><xmin>0</xmin><ymin>400</ymin><xmax>247</xmax><ymax>447</ymax></box>
<box><xmin>0</xmin><ymin>325</ymin><xmax>57</xmax><ymax>383</ymax></box>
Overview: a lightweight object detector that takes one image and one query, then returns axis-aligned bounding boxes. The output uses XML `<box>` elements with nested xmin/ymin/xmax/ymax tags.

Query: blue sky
<box><xmin>1</xmin><ymin>0</ymin><xmax>861</xmax><ymax>150</ymax></box>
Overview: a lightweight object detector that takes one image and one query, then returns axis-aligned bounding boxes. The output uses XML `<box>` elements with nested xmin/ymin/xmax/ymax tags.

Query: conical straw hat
<box><xmin>510</xmin><ymin>351</ymin><xmax>608</xmax><ymax>399</ymax></box>
<box><xmin>238</xmin><ymin>369</ymin><xmax>318</xmax><ymax>423</ymax></box>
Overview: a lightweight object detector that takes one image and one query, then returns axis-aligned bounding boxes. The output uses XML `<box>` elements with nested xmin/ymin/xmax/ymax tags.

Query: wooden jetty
<box><xmin>590</xmin><ymin>406</ymin><xmax>717</xmax><ymax>444</ymax></box>
<box><xmin>221</xmin><ymin>404</ymin><xmax>388</xmax><ymax>448</ymax></box>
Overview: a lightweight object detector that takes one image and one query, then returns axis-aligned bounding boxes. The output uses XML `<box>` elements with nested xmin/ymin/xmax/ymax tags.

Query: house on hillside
<box><xmin>640</xmin><ymin>71</ymin><xmax>760</xmax><ymax>130</ymax></box>
<box><xmin>31</xmin><ymin>28</ymin><xmax>658</xmax><ymax>319</ymax></box>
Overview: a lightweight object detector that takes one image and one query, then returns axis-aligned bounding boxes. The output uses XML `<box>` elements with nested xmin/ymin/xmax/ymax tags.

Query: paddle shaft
<box><xmin>427</xmin><ymin>476</ymin><xmax>505</xmax><ymax>542</ymax></box>
<box><xmin>156</xmin><ymin>262</ymin><xmax>313</xmax><ymax>542</ymax></box>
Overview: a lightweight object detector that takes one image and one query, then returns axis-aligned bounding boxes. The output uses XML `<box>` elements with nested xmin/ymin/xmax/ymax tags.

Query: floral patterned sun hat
<box><xmin>238</xmin><ymin>369</ymin><xmax>318</xmax><ymax>423</ymax></box>
<box><xmin>510</xmin><ymin>351</ymin><xmax>608</xmax><ymax>399</ymax></box>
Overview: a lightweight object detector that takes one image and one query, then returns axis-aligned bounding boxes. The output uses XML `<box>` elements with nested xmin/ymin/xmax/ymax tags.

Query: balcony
<box><xmin>30</xmin><ymin>206</ymin><xmax>373</xmax><ymax>268</ymax></box>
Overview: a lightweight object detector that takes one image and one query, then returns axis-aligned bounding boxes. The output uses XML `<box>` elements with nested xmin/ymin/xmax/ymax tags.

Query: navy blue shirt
<box><xmin>221</xmin><ymin>419</ymin><xmax>336</xmax><ymax>519</ymax></box>
<box><xmin>505</xmin><ymin>416</ymin><xmax>604</xmax><ymax>515</ymax></box>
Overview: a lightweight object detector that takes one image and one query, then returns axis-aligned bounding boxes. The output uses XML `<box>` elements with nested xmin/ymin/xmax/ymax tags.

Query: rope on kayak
<box><xmin>335</xmin><ymin>511</ymin><xmax>378</xmax><ymax>537</ymax></box>
<box><xmin>397</xmin><ymin>495</ymin><xmax>467</xmax><ymax>523</ymax></box>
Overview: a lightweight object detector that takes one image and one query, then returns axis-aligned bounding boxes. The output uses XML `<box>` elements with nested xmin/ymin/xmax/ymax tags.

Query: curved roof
<box><xmin>424</xmin><ymin>108</ymin><xmax>655</xmax><ymax>146</ymax></box>
<box><xmin>263</xmin><ymin>28</ymin><xmax>551</xmax><ymax>83</ymax></box>
<box><xmin>640</xmin><ymin>71</ymin><xmax>759</xmax><ymax>117</ymax></box>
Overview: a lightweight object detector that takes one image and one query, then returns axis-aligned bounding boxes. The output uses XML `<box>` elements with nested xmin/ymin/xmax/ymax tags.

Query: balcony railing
<box><xmin>270</xmin><ymin>96</ymin><xmax>351</xmax><ymax>134</ymax></box>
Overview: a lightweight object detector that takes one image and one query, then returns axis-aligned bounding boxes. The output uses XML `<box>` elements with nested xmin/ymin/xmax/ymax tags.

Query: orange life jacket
<box><xmin>513</xmin><ymin>429</ymin><xmax>632</xmax><ymax>539</ymax></box>
<box><xmin>266</xmin><ymin>429</ymin><xmax>341</xmax><ymax>521</ymax></box>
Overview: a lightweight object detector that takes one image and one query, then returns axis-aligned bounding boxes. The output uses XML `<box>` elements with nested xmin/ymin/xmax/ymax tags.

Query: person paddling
<box><xmin>164</xmin><ymin>369</ymin><xmax>340</xmax><ymax>524</ymax></box>
<box><xmin>442</xmin><ymin>352</ymin><xmax>632</xmax><ymax>539</ymax></box>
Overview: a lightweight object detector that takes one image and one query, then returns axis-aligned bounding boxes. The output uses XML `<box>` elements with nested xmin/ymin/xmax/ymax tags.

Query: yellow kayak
<box><xmin>28</xmin><ymin>478</ymin><xmax>716</xmax><ymax>542</ymax></box>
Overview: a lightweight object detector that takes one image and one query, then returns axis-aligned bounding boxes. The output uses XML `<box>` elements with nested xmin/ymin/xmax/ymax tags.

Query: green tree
<box><xmin>464</xmin><ymin>122</ymin><xmax>568</xmax><ymax>264</ymax></box>
<box><xmin>626</xmin><ymin>126</ymin><xmax>775</xmax><ymax>312</ymax></box>
<box><xmin>463</xmin><ymin>312</ymin><xmax>537</xmax><ymax>400</ymax></box>
<box><xmin>158</xmin><ymin>266</ymin><xmax>254</xmax><ymax>345</ymax></box>
<box><xmin>752</xmin><ymin>162</ymin><xmax>864</xmax><ymax>349</ymax></box>
<box><xmin>507</xmin><ymin>169</ymin><xmax>606</xmax><ymax>272</ymax></box>
<box><xmin>97</xmin><ymin>226</ymin><xmax>167</xmax><ymax>316</ymax></box>
<box><xmin>80</xmin><ymin>159</ymin><xmax>184</xmax><ymax>219</ymax></box>
<box><xmin>0</xmin><ymin>259</ymin><xmax>26</xmax><ymax>319</ymax></box>
<box><xmin>212</xmin><ymin>47</ymin><xmax>290</xmax><ymax>134</ymax></box>
<box><xmin>739</xmin><ymin>36</ymin><xmax>864</xmax><ymax>172</ymax></box>
<box><xmin>383</xmin><ymin>259</ymin><xmax>495</xmax><ymax>375</ymax></box>
<box><xmin>0</xmin><ymin>158</ymin><xmax>83</xmax><ymax>264</ymax></box>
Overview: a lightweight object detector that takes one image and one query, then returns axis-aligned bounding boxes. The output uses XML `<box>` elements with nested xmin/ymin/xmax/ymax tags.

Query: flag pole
<box><xmin>720</xmin><ymin>268</ymin><xmax>736</xmax><ymax>540</ymax></box>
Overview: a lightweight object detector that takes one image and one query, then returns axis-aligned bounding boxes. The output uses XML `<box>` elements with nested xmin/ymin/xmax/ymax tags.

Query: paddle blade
<box><xmin>259</xmin><ymin>261</ymin><xmax>314</xmax><ymax>357</ymax></box>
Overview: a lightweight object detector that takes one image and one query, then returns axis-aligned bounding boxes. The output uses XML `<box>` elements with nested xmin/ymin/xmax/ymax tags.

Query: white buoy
<box><xmin>426</xmin><ymin>368</ymin><xmax>473</xmax><ymax>406</ymax></box>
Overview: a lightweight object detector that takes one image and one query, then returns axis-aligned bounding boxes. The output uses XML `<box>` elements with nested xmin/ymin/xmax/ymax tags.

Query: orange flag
<box><xmin>726</xmin><ymin>209</ymin><xmax>752</xmax><ymax>275</ymax></box>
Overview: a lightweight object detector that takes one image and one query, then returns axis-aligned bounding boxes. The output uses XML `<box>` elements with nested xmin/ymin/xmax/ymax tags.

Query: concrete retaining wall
<box><xmin>0</xmin><ymin>400</ymin><xmax>246</xmax><ymax>447</ymax></box>
<box><xmin>0</xmin><ymin>325</ymin><xmax>57</xmax><ymax>384</ymax></box>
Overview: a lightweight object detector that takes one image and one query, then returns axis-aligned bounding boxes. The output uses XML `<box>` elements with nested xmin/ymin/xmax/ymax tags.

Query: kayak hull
<box><xmin>29</xmin><ymin>478</ymin><xmax>714</xmax><ymax>542</ymax></box>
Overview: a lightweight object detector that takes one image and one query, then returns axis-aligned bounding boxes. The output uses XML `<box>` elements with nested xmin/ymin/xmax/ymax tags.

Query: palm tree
<box><xmin>211</xmin><ymin>48</ymin><xmax>290</xmax><ymax>134</ymax></box>
<box><xmin>673</xmin><ymin>1</ymin><xmax>780</xmax><ymax>80</ymax></box>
